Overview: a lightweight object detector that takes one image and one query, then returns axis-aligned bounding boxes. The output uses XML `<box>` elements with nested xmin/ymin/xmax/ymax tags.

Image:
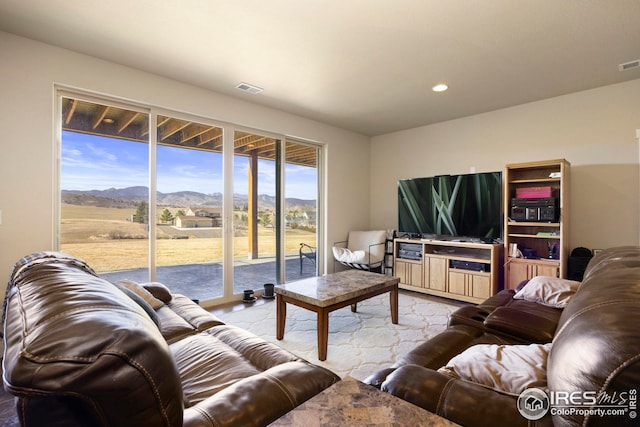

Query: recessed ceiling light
<box><xmin>236</xmin><ymin>82</ymin><xmax>264</xmax><ymax>94</ymax></box>
<box><xmin>432</xmin><ymin>83</ymin><xmax>449</xmax><ymax>92</ymax></box>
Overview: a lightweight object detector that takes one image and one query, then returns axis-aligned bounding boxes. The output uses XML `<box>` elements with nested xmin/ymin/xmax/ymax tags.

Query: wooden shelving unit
<box><xmin>503</xmin><ymin>159</ymin><xmax>570</xmax><ymax>289</ymax></box>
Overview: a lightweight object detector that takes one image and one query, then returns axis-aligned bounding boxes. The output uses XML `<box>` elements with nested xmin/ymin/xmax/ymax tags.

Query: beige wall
<box><xmin>0</xmin><ymin>31</ymin><xmax>370</xmax><ymax>279</ymax></box>
<box><xmin>371</xmin><ymin>79</ymin><xmax>640</xmax><ymax>251</ymax></box>
<box><xmin>1</xmin><ymin>30</ymin><xmax>638</xmax><ymax>282</ymax></box>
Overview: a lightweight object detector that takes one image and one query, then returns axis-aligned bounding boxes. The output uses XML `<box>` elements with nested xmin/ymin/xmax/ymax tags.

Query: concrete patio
<box><xmin>101</xmin><ymin>255</ymin><xmax>317</xmax><ymax>302</ymax></box>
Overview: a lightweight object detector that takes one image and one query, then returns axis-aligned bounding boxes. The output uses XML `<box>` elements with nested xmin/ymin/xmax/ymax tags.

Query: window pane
<box><xmin>233</xmin><ymin>131</ymin><xmax>278</xmax><ymax>293</ymax></box>
<box><xmin>155</xmin><ymin>116</ymin><xmax>224</xmax><ymax>301</ymax></box>
<box><xmin>60</xmin><ymin>98</ymin><xmax>149</xmax><ymax>281</ymax></box>
<box><xmin>285</xmin><ymin>140</ymin><xmax>319</xmax><ymax>281</ymax></box>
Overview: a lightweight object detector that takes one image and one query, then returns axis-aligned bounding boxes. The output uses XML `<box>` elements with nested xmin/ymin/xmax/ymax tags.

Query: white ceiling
<box><xmin>1</xmin><ymin>0</ymin><xmax>639</xmax><ymax>136</ymax></box>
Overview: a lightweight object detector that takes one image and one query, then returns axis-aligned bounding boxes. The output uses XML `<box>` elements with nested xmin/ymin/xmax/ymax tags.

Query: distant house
<box><xmin>185</xmin><ymin>207</ymin><xmax>222</xmax><ymax>227</ymax></box>
<box><xmin>290</xmin><ymin>210</ymin><xmax>316</xmax><ymax>228</ymax></box>
<box><xmin>175</xmin><ymin>215</ymin><xmax>214</xmax><ymax>228</ymax></box>
<box><xmin>302</xmin><ymin>211</ymin><xmax>316</xmax><ymax>226</ymax></box>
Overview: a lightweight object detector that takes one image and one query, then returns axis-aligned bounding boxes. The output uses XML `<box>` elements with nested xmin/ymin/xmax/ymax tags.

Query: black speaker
<box><xmin>568</xmin><ymin>247</ymin><xmax>593</xmax><ymax>281</ymax></box>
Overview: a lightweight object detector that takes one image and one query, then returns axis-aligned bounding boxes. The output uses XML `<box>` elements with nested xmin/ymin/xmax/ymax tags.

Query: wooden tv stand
<box><xmin>394</xmin><ymin>238</ymin><xmax>503</xmax><ymax>304</ymax></box>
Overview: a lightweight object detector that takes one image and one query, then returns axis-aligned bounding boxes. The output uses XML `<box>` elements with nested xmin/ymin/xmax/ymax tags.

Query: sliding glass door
<box><xmin>284</xmin><ymin>140</ymin><xmax>319</xmax><ymax>281</ymax></box>
<box><xmin>59</xmin><ymin>97</ymin><xmax>150</xmax><ymax>281</ymax></box>
<box><xmin>155</xmin><ymin>115</ymin><xmax>225</xmax><ymax>301</ymax></box>
<box><xmin>232</xmin><ymin>130</ymin><xmax>279</xmax><ymax>293</ymax></box>
<box><xmin>58</xmin><ymin>92</ymin><xmax>321</xmax><ymax>303</ymax></box>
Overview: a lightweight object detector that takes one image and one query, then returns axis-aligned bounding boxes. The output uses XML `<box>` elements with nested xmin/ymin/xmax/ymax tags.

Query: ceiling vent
<box><xmin>235</xmin><ymin>82</ymin><xmax>263</xmax><ymax>94</ymax></box>
<box><xmin>619</xmin><ymin>59</ymin><xmax>640</xmax><ymax>72</ymax></box>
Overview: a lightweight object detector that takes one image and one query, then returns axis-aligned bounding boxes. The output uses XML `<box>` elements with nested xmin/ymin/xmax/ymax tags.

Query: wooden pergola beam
<box><xmin>64</xmin><ymin>99</ymin><xmax>77</xmax><ymax>125</ymax></box>
<box><xmin>159</xmin><ymin>119</ymin><xmax>191</xmax><ymax>141</ymax></box>
<box><xmin>60</xmin><ymin>99</ymin><xmax>318</xmax><ymax>167</ymax></box>
<box><xmin>118</xmin><ymin>111</ymin><xmax>140</xmax><ymax>134</ymax></box>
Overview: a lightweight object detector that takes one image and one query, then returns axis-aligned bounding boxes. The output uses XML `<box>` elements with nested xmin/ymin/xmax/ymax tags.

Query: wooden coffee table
<box><xmin>275</xmin><ymin>270</ymin><xmax>399</xmax><ymax>361</ymax></box>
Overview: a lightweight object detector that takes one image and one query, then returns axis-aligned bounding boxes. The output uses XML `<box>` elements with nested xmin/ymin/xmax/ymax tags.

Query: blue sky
<box><xmin>61</xmin><ymin>132</ymin><xmax>317</xmax><ymax>199</ymax></box>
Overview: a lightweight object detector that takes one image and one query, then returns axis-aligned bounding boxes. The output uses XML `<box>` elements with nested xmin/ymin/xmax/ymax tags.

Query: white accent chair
<box><xmin>332</xmin><ymin>230</ymin><xmax>388</xmax><ymax>273</ymax></box>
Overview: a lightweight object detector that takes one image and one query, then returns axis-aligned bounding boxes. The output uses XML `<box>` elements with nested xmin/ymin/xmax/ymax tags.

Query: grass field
<box><xmin>61</xmin><ymin>204</ymin><xmax>316</xmax><ymax>272</ymax></box>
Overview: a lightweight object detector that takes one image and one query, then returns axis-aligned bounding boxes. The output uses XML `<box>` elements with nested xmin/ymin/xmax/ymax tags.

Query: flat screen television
<box><xmin>398</xmin><ymin>171</ymin><xmax>503</xmax><ymax>242</ymax></box>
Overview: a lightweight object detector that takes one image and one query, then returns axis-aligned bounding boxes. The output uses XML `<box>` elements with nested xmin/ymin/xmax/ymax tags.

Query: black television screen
<box><xmin>398</xmin><ymin>172</ymin><xmax>503</xmax><ymax>242</ymax></box>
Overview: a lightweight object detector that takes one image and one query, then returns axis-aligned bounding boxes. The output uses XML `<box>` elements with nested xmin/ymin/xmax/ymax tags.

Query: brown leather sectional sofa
<box><xmin>365</xmin><ymin>246</ymin><xmax>640</xmax><ymax>427</ymax></box>
<box><xmin>2</xmin><ymin>252</ymin><xmax>339</xmax><ymax>426</ymax></box>
<box><xmin>4</xmin><ymin>248</ymin><xmax>640</xmax><ymax>426</ymax></box>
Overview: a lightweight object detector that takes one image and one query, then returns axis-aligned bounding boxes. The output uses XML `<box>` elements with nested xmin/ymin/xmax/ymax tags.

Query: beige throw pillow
<box><xmin>141</xmin><ymin>281</ymin><xmax>173</xmax><ymax>303</ymax></box>
<box><xmin>118</xmin><ymin>279</ymin><xmax>165</xmax><ymax>310</ymax></box>
<box><xmin>438</xmin><ymin>343</ymin><xmax>552</xmax><ymax>396</ymax></box>
<box><xmin>513</xmin><ymin>276</ymin><xmax>580</xmax><ymax>308</ymax></box>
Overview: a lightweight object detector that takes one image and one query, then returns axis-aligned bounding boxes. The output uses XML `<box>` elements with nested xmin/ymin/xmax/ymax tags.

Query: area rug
<box><xmin>216</xmin><ymin>291</ymin><xmax>465</xmax><ymax>380</ymax></box>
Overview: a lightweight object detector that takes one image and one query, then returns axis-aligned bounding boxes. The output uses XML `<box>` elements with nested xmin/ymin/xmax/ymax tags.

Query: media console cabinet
<box><xmin>394</xmin><ymin>238</ymin><xmax>503</xmax><ymax>304</ymax></box>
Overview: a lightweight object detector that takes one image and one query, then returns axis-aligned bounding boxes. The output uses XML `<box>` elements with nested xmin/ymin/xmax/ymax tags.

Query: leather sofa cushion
<box><xmin>447</xmin><ymin>305</ymin><xmax>493</xmax><ymax>329</ymax></box>
<box><xmin>157</xmin><ymin>305</ymin><xmax>198</xmax><ymax>343</ymax></box>
<box><xmin>448</xmin><ymin>288</ymin><xmax>562</xmax><ymax>343</ymax></box>
<box><xmin>447</xmin><ymin>289</ymin><xmax>515</xmax><ymax>329</ymax></box>
<box><xmin>173</xmin><ymin>324</ymin><xmax>339</xmax><ymax>426</ymax></box>
<box><xmin>172</xmin><ymin>324</ymin><xmax>302</xmax><ymax>402</ymax></box>
<box><xmin>172</xmin><ymin>331</ymin><xmax>264</xmax><ymax>404</ymax></box>
<box><xmin>168</xmin><ymin>294</ymin><xmax>225</xmax><ymax>331</ymax></box>
<box><xmin>484</xmin><ymin>306</ymin><xmax>559</xmax><ymax>343</ymax></box>
<box><xmin>477</xmin><ymin>289</ymin><xmax>517</xmax><ymax>308</ymax></box>
<box><xmin>183</xmin><ymin>361</ymin><xmax>340</xmax><ymax>427</ymax></box>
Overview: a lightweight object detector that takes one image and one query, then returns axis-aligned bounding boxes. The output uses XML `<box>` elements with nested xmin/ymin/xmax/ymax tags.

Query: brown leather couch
<box><xmin>2</xmin><ymin>252</ymin><xmax>339</xmax><ymax>426</ymax></box>
<box><xmin>366</xmin><ymin>246</ymin><xmax>640</xmax><ymax>427</ymax></box>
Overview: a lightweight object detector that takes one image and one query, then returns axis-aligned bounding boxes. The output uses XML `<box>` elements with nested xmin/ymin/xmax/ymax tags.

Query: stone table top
<box><xmin>274</xmin><ymin>270</ymin><xmax>399</xmax><ymax>307</ymax></box>
<box><xmin>268</xmin><ymin>376</ymin><xmax>461</xmax><ymax>426</ymax></box>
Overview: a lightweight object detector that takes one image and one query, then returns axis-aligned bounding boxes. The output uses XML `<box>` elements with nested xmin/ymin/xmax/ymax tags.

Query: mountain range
<box><xmin>62</xmin><ymin>186</ymin><xmax>316</xmax><ymax>210</ymax></box>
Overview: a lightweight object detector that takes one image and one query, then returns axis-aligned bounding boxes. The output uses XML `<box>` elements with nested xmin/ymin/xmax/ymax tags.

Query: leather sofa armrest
<box><xmin>484</xmin><ymin>306</ymin><xmax>558</xmax><ymax>343</ymax></box>
<box><xmin>382</xmin><ymin>365</ymin><xmax>552</xmax><ymax>427</ymax></box>
<box><xmin>363</xmin><ymin>367</ymin><xmax>396</xmax><ymax>388</ymax></box>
